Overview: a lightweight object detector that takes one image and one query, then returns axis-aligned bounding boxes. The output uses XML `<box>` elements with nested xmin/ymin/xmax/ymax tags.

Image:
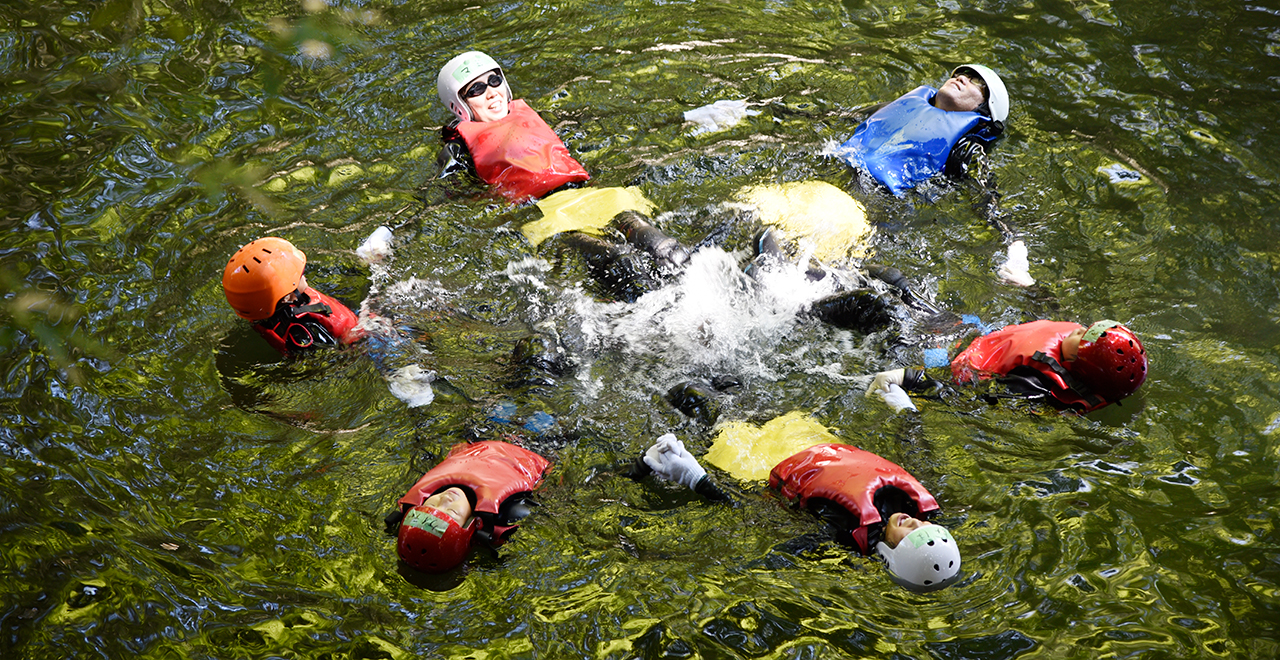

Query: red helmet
<box><xmin>396</xmin><ymin>505</ymin><xmax>476</xmax><ymax>573</ymax></box>
<box><xmin>222</xmin><ymin>237</ymin><xmax>307</xmax><ymax>321</ymax></box>
<box><xmin>1071</xmin><ymin>320</ymin><xmax>1147</xmax><ymax>402</ymax></box>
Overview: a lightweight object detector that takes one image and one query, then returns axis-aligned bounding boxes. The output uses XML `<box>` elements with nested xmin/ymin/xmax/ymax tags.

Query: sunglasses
<box><xmin>954</xmin><ymin>70</ymin><xmax>987</xmax><ymax>93</ymax></box>
<box><xmin>462</xmin><ymin>72</ymin><xmax>504</xmax><ymax>99</ymax></box>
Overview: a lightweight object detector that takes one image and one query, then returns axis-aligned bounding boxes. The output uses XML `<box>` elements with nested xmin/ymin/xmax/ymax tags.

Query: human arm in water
<box><xmin>865</xmin><ymin>368</ymin><xmax>956</xmax><ymax>413</ymax></box>
<box><xmin>438</xmin><ymin>120</ymin><xmax>476</xmax><ymax>179</ymax></box>
<box><xmin>627</xmin><ymin>434</ymin><xmax>732</xmax><ymax>502</ymax></box>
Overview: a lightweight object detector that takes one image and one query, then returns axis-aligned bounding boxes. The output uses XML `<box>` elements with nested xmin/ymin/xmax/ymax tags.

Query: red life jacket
<box><xmin>455</xmin><ymin>99</ymin><xmax>590</xmax><ymax>203</ymax></box>
<box><xmin>252</xmin><ymin>288</ymin><xmax>363</xmax><ymax>355</ymax></box>
<box><xmin>950</xmin><ymin>320</ymin><xmax>1107</xmax><ymax>412</ymax></box>
<box><xmin>768</xmin><ymin>443</ymin><xmax>938</xmax><ymax>555</ymax></box>
<box><xmin>398</xmin><ymin>441</ymin><xmax>551</xmax><ymax>546</ymax></box>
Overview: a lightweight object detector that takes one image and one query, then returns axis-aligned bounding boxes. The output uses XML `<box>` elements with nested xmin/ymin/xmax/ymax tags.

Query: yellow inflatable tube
<box><xmin>705</xmin><ymin>411</ymin><xmax>847</xmax><ymax>481</ymax></box>
<box><xmin>523</xmin><ymin>186</ymin><xmax>656</xmax><ymax>247</ymax></box>
<box><xmin>736</xmin><ymin>181</ymin><xmax>873</xmax><ymax>261</ymax></box>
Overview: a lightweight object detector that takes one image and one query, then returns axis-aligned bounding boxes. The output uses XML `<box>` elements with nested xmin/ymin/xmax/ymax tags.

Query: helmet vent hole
<box><xmin>948</xmin><ymin>561</ymin><xmax>954</xmax><ymax>567</ymax></box>
<box><xmin>927</xmin><ymin>540</ymin><xmax>935</xmax><ymax>546</ymax></box>
<box><xmin>924</xmin><ymin>579</ymin><xmax>933</xmax><ymax>585</ymax></box>
<box><xmin>933</xmin><ymin>564</ymin><xmax>940</xmax><ymax>571</ymax></box>
<box><xmin>253</xmin><ymin>257</ymin><xmax>262</xmax><ymax>263</ymax></box>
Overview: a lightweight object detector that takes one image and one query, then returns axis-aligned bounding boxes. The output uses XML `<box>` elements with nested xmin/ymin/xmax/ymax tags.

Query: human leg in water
<box><xmin>665</xmin><ymin>376</ymin><xmax>741</xmax><ymax>426</ymax></box>
<box><xmin>807</xmin><ymin>288</ymin><xmax>896</xmax><ymax>332</ymax></box>
<box><xmin>560</xmin><ymin>232</ymin><xmax>662</xmax><ymax>303</ymax></box>
<box><xmin>611</xmin><ymin>210</ymin><xmax>691</xmax><ymax>274</ymax></box>
<box><xmin>743</xmin><ymin>227</ymin><xmax>828</xmax><ymax>281</ymax></box>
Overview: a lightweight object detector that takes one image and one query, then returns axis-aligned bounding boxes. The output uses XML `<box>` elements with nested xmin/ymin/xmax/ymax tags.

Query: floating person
<box><xmin>835</xmin><ymin>64</ymin><xmax>1009</xmax><ymax>197</ymax></box>
<box><xmin>834</xmin><ymin>65</ymin><xmax>1035</xmax><ymax>286</ymax></box>
<box><xmin>222</xmin><ymin>237</ymin><xmax>362</xmax><ymax>354</ymax></box>
<box><xmin>390</xmin><ymin>440</ymin><xmax>551</xmax><ymax>574</ymax></box>
<box><xmin>867</xmin><ymin>319</ymin><xmax>1148</xmax><ymax>413</ymax></box>
<box><xmin>436</xmin><ymin>50</ymin><xmax>590</xmax><ymax>203</ymax></box>
<box><xmin>435</xmin><ymin>50</ymin><xmax>660</xmax><ymax>253</ymax></box>
<box><xmin>637</xmin><ymin>421</ymin><xmax>963</xmax><ymax>592</ymax></box>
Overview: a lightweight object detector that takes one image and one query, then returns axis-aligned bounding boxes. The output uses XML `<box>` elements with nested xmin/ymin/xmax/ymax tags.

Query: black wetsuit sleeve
<box><xmin>438</xmin><ymin>121</ymin><xmax>475</xmax><ymax>179</ymax></box>
<box><xmin>902</xmin><ymin>368</ymin><xmax>947</xmax><ymax>395</ymax></box>
<box><xmin>624</xmin><ymin>457</ymin><xmax>733</xmax><ymax>502</ymax></box>
<box><xmin>496</xmin><ymin>493</ymin><xmax>539</xmax><ymax>526</ymax></box>
<box><xmin>693</xmin><ymin>475</ymin><xmax>732</xmax><ymax>502</ymax></box>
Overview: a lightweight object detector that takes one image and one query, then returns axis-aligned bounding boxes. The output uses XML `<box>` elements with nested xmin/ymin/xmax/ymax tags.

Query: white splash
<box><xmin>570</xmin><ymin>247</ymin><xmax>853</xmax><ymax>378</ymax></box>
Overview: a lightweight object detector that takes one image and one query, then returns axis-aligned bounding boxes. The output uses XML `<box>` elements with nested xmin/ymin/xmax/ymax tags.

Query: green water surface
<box><xmin>3</xmin><ymin>0</ymin><xmax>1280</xmax><ymax>658</ymax></box>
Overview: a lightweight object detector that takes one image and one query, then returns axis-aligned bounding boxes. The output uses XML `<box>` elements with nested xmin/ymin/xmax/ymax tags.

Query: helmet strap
<box><xmin>1030</xmin><ymin>351</ymin><xmax>1104</xmax><ymax>409</ymax></box>
<box><xmin>287</xmin><ymin>302</ymin><xmax>332</xmax><ymax>318</ymax></box>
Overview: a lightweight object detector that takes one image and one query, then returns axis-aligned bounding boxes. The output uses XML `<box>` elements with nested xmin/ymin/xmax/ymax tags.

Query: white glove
<box><xmin>876</xmin><ymin>383</ymin><xmax>917</xmax><ymax>413</ymax></box>
<box><xmin>643</xmin><ymin>433</ymin><xmax>707</xmax><ymax>489</ymax></box>
<box><xmin>997</xmin><ymin>240</ymin><xmax>1035</xmax><ymax>287</ymax></box>
<box><xmin>865</xmin><ymin>368</ymin><xmax>905</xmax><ymax>397</ymax></box>
<box><xmin>356</xmin><ymin>226</ymin><xmax>394</xmax><ymax>265</ymax></box>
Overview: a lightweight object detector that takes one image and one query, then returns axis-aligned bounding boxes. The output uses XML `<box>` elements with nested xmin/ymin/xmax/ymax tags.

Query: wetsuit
<box><xmin>251</xmin><ymin>287</ymin><xmax>361</xmax><ymax>355</ymax></box>
<box><xmin>439</xmin><ymin>99</ymin><xmax>589</xmax><ymax>202</ymax></box>
<box><xmin>837</xmin><ymin>85</ymin><xmax>998</xmax><ymax>195</ymax></box>
<box><xmin>397</xmin><ymin>441</ymin><xmax>551</xmax><ymax>546</ymax></box>
<box><xmin>768</xmin><ymin>443</ymin><xmax>940</xmax><ymax>555</ymax></box>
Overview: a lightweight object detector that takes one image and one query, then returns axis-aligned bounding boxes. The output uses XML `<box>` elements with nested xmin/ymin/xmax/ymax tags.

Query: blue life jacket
<box><xmin>837</xmin><ymin>86</ymin><xmax>989</xmax><ymax>195</ymax></box>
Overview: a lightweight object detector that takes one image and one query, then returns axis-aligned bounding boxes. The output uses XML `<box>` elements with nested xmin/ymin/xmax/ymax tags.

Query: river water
<box><xmin>4</xmin><ymin>0</ymin><xmax>1280</xmax><ymax>657</ymax></box>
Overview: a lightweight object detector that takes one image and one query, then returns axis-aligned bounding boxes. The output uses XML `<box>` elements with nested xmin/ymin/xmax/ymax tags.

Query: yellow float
<box><xmin>705</xmin><ymin>411</ymin><xmax>847</xmax><ymax>481</ymax></box>
<box><xmin>736</xmin><ymin>180</ymin><xmax>873</xmax><ymax>261</ymax></box>
<box><xmin>522</xmin><ymin>186</ymin><xmax>656</xmax><ymax>247</ymax></box>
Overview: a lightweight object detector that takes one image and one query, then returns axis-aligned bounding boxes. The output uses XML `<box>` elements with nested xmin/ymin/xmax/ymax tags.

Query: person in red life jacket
<box><xmin>389</xmin><ymin>440</ymin><xmax>552</xmax><ymax>573</ymax></box>
<box><xmin>638</xmin><ymin>434</ymin><xmax>962</xmax><ymax>592</ymax></box>
<box><xmin>866</xmin><ymin>319</ymin><xmax>1148</xmax><ymax>414</ymax></box>
<box><xmin>222</xmin><ymin>237</ymin><xmax>362</xmax><ymax>355</ymax></box>
<box><xmin>435</xmin><ymin>50</ymin><xmax>590</xmax><ymax>203</ymax></box>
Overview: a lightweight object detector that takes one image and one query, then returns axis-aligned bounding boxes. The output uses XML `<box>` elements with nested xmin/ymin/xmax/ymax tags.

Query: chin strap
<box><xmin>287</xmin><ymin>301</ymin><xmax>332</xmax><ymax>317</ymax></box>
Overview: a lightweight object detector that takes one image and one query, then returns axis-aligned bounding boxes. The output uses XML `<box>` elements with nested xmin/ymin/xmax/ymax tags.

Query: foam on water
<box><xmin>564</xmin><ymin>247</ymin><xmax>861</xmax><ymax>379</ymax></box>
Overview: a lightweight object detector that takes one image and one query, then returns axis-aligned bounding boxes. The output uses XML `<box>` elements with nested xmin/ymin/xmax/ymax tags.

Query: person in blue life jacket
<box><xmin>836</xmin><ymin>64</ymin><xmax>1010</xmax><ymax>199</ymax></box>
<box><xmin>434</xmin><ymin>50</ymin><xmax>590</xmax><ymax>203</ymax></box>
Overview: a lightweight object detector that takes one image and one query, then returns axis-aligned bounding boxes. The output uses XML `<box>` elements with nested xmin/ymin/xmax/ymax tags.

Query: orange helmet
<box><xmin>396</xmin><ymin>505</ymin><xmax>477</xmax><ymax>573</ymax></box>
<box><xmin>222</xmin><ymin>238</ymin><xmax>306</xmax><ymax>321</ymax></box>
<box><xmin>1072</xmin><ymin>320</ymin><xmax>1147</xmax><ymax>402</ymax></box>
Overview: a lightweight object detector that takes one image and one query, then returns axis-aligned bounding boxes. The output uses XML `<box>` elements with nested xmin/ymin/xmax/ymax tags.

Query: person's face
<box><xmin>1061</xmin><ymin>327</ymin><xmax>1087</xmax><ymax>363</ymax></box>
<box><xmin>933</xmin><ymin>72</ymin><xmax>987</xmax><ymax>113</ymax></box>
<box><xmin>282</xmin><ymin>272</ymin><xmax>308</xmax><ymax>304</ymax></box>
<box><xmin>463</xmin><ymin>70</ymin><xmax>509</xmax><ymax>122</ymax></box>
<box><xmin>424</xmin><ymin>487</ymin><xmax>473</xmax><ymax>525</ymax></box>
<box><xmin>885</xmin><ymin>512</ymin><xmax>934</xmax><ymax>548</ymax></box>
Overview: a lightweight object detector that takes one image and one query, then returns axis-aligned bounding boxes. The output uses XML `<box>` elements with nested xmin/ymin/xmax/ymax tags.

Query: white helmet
<box><xmin>437</xmin><ymin>51</ymin><xmax>513</xmax><ymax>122</ymax></box>
<box><xmin>876</xmin><ymin>524</ymin><xmax>962</xmax><ymax>592</ymax></box>
<box><xmin>951</xmin><ymin>64</ymin><xmax>1008</xmax><ymax>123</ymax></box>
